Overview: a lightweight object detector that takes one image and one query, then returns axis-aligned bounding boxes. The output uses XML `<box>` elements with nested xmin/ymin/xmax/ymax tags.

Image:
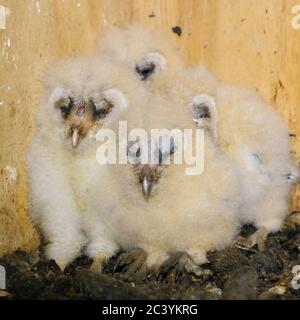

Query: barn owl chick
<box><xmin>183</xmin><ymin>76</ymin><xmax>299</xmax><ymax>250</ymax></box>
<box><xmin>98</xmin><ymin>92</ymin><xmax>241</xmax><ymax>276</ymax></box>
<box><xmin>97</xmin><ymin>25</ymin><xmax>299</xmax><ymax>250</ymax></box>
<box><xmin>96</xmin><ymin>24</ymin><xmax>202</xmax><ymax>91</ymax></box>
<box><xmin>95</xmin><ymin>25</ymin><xmax>220</xmax><ymax>147</ymax></box>
<box><xmin>28</xmin><ymin>54</ymin><xmax>148</xmax><ymax>270</ymax></box>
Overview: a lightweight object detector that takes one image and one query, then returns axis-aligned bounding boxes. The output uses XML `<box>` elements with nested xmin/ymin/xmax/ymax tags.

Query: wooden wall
<box><xmin>0</xmin><ymin>0</ymin><xmax>299</xmax><ymax>256</ymax></box>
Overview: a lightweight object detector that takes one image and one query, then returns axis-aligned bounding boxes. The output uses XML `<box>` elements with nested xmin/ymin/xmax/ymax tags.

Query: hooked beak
<box><xmin>142</xmin><ymin>175</ymin><xmax>152</xmax><ymax>199</ymax></box>
<box><xmin>72</xmin><ymin>127</ymin><xmax>79</xmax><ymax>148</ymax></box>
<box><xmin>71</xmin><ymin>102</ymin><xmax>86</xmax><ymax>149</ymax></box>
<box><xmin>141</xmin><ymin>165</ymin><xmax>152</xmax><ymax>199</ymax></box>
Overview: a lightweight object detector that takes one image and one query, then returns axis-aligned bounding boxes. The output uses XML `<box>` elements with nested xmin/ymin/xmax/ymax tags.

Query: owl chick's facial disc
<box><xmin>127</xmin><ymin>136</ymin><xmax>177</xmax><ymax>198</ymax></box>
<box><xmin>52</xmin><ymin>90</ymin><xmax>115</xmax><ymax>148</ymax></box>
<box><xmin>28</xmin><ymin>54</ymin><xmax>150</xmax><ymax>270</ymax></box>
<box><xmin>96</xmin><ymin>25</ymin><xmax>184</xmax><ymax>84</ymax></box>
<box><xmin>43</xmin><ymin>56</ymin><xmax>135</xmax><ymax>150</ymax></box>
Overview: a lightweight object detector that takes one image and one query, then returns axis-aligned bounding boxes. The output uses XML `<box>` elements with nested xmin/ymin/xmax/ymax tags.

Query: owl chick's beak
<box><xmin>140</xmin><ymin>165</ymin><xmax>153</xmax><ymax>199</ymax></box>
<box><xmin>72</xmin><ymin>128</ymin><xmax>79</xmax><ymax>148</ymax></box>
<box><xmin>142</xmin><ymin>175</ymin><xmax>151</xmax><ymax>199</ymax></box>
<box><xmin>70</xmin><ymin>102</ymin><xmax>87</xmax><ymax>149</ymax></box>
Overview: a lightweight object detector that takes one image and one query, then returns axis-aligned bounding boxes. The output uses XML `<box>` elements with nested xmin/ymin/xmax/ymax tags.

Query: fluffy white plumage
<box><xmin>28</xmin><ymin>55</ymin><xmax>148</xmax><ymax>269</ymax></box>
<box><xmin>28</xmin><ymin>24</ymin><xmax>298</xmax><ymax>272</ymax></box>
<box><xmin>100</xmin><ymin>92</ymin><xmax>242</xmax><ymax>269</ymax></box>
<box><xmin>96</xmin><ymin>25</ymin><xmax>299</xmax><ymax>247</ymax></box>
<box><xmin>174</xmin><ymin>67</ymin><xmax>299</xmax><ymax>241</ymax></box>
<box><xmin>28</xmin><ymin>51</ymin><xmax>241</xmax><ymax>272</ymax></box>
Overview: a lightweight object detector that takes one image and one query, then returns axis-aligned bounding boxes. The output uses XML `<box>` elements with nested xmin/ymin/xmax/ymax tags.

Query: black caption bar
<box><xmin>0</xmin><ymin>300</ymin><xmax>296</xmax><ymax>318</ymax></box>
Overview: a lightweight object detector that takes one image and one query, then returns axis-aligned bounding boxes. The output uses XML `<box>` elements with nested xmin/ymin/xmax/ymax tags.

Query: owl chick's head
<box><xmin>97</xmin><ymin>24</ymin><xmax>220</xmax><ymax>106</ymax></box>
<box><xmin>96</xmin><ymin>24</ymin><xmax>183</xmax><ymax>84</ymax></box>
<box><xmin>126</xmin><ymin>137</ymin><xmax>177</xmax><ymax>198</ymax></box>
<box><xmin>49</xmin><ymin>86</ymin><xmax>127</xmax><ymax>148</ymax></box>
<box><xmin>112</xmin><ymin>92</ymin><xmax>210</xmax><ymax>200</ymax></box>
<box><xmin>40</xmin><ymin>55</ymin><xmax>144</xmax><ymax>149</ymax></box>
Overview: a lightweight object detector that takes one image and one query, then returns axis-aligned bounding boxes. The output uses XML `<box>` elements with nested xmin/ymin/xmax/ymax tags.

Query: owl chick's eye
<box><xmin>192</xmin><ymin>95</ymin><xmax>216</xmax><ymax>123</ymax></box>
<box><xmin>135</xmin><ymin>62</ymin><xmax>156</xmax><ymax>81</ymax></box>
<box><xmin>158</xmin><ymin>139</ymin><xmax>176</xmax><ymax>164</ymax></box>
<box><xmin>194</xmin><ymin>105</ymin><xmax>211</xmax><ymax>119</ymax></box>
<box><xmin>135</xmin><ymin>52</ymin><xmax>166</xmax><ymax>81</ymax></box>
<box><xmin>55</xmin><ymin>96</ymin><xmax>74</xmax><ymax>119</ymax></box>
<box><xmin>92</xmin><ymin>98</ymin><xmax>114</xmax><ymax>119</ymax></box>
<box><xmin>127</xmin><ymin>142</ymin><xmax>141</xmax><ymax>158</ymax></box>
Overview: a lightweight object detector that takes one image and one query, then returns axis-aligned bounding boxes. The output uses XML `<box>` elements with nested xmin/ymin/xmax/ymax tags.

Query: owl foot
<box><xmin>284</xmin><ymin>211</ymin><xmax>300</xmax><ymax>230</ymax></box>
<box><xmin>113</xmin><ymin>248</ymin><xmax>147</xmax><ymax>281</ymax></box>
<box><xmin>89</xmin><ymin>253</ymin><xmax>109</xmax><ymax>273</ymax></box>
<box><xmin>144</xmin><ymin>251</ymin><xmax>169</xmax><ymax>281</ymax></box>
<box><xmin>145</xmin><ymin>264</ymin><xmax>160</xmax><ymax>282</ymax></box>
<box><xmin>237</xmin><ymin>226</ymin><xmax>268</xmax><ymax>252</ymax></box>
<box><xmin>157</xmin><ymin>252</ymin><xmax>211</xmax><ymax>283</ymax></box>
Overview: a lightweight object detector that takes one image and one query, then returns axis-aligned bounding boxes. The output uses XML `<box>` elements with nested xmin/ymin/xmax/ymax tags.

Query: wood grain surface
<box><xmin>0</xmin><ymin>0</ymin><xmax>299</xmax><ymax>256</ymax></box>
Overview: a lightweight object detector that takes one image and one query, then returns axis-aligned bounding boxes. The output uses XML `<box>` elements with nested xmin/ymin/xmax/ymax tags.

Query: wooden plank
<box><xmin>0</xmin><ymin>0</ymin><xmax>299</xmax><ymax>256</ymax></box>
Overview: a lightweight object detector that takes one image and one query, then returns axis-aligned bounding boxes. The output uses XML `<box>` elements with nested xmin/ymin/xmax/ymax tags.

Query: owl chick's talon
<box><xmin>55</xmin><ymin>261</ymin><xmax>67</xmax><ymax>272</ymax></box>
<box><xmin>113</xmin><ymin>248</ymin><xmax>147</xmax><ymax>281</ymax></box>
<box><xmin>157</xmin><ymin>252</ymin><xmax>211</xmax><ymax>283</ymax></box>
<box><xmin>158</xmin><ymin>252</ymin><xmax>190</xmax><ymax>282</ymax></box>
<box><xmin>184</xmin><ymin>259</ymin><xmax>212</xmax><ymax>279</ymax></box>
<box><xmin>237</xmin><ymin>226</ymin><xmax>268</xmax><ymax>252</ymax></box>
<box><xmin>145</xmin><ymin>265</ymin><xmax>160</xmax><ymax>282</ymax></box>
<box><xmin>89</xmin><ymin>254</ymin><xmax>108</xmax><ymax>273</ymax></box>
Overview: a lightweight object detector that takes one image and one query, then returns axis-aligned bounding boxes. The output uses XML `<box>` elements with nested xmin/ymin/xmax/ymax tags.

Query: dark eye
<box><xmin>56</xmin><ymin>97</ymin><xmax>73</xmax><ymax>118</ymax></box>
<box><xmin>158</xmin><ymin>140</ymin><xmax>176</xmax><ymax>164</ymax></box>
<box><xmin>136</xmin><ymin>147</ymin><xmax>141</xmax><ymax>158</ymax></box>
<box><xmin>60</xmin><ymin>105</ymin><xmax>70</xmax><ymax>116</ymax></box>
<box><xmin>91</xmin><ymin>99</ymin><xmax>114</xmax><ymax>119</ymax></box>
<box><xmin>127</xmin><ymin>140</ymin><xmax>141</xmax><ymax>160</ymax></box>
<box><xmin>128</xmin><ymin>146</ymin><xmax>141</xmax><ymax>158</ymax></box>
<box><xmin>135</xmin><ymin>62</ymin><xmax>155</xmax><ymax>80</ymax></box>
<box><xmin>194</xmin><ymin>105</ymin><xmax>211</xmax><ymax>119</ymax></box>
